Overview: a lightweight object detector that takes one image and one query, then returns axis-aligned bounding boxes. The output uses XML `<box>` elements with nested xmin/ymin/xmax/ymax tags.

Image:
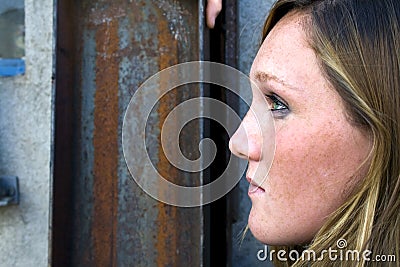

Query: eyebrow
<box><xmin>253</xmin><ymin>71</ymin><xmax>301</xmax><ymax>91</ymax></box>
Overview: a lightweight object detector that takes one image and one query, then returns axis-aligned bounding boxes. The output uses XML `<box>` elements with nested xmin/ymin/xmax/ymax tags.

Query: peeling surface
<box><xmin>154</xmin><ymin>0</ymin><xmax>189</xmax><ymax>42</ymax></box>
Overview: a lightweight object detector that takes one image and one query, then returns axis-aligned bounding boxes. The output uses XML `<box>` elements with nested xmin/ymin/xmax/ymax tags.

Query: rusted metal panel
<box><xmin>55</xmin><ymin>0</ymin><xmax>204</xmax><ymax>266</ymax></box>
<box><xmin>92</xmin><ymin>17</ymin><xmax>120</xmax><ymax>267</ymax></box>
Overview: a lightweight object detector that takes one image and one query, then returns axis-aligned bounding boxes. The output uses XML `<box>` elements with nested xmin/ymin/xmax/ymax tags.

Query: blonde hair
<box><xmin>262</xmin><ymin>1</ymin><xmax>400</xmax><ymax>266</ymax></box>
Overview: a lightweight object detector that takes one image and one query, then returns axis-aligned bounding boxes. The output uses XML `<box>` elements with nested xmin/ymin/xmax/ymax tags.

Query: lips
<box><xmin>247</xmin><ymin>176</ymin><xmax>265</xmax><ymax>194</ymax></box>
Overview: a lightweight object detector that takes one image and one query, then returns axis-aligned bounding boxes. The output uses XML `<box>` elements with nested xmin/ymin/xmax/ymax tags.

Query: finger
<box><xmin>206</xmin><ymin>0</ymin><xmax>222</xmax><ymax>29</ymax></box>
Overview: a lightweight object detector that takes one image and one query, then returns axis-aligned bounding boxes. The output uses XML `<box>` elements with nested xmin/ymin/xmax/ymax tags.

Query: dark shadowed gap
<box><xmin>52</xmin><ymin>0</ymin><xmax>76</xmax><ymax>265</ymax></box>
<box><xmin>204</xmin><ymin>0</ymin><xmax>238</xmax><ymax>266</ymax></box>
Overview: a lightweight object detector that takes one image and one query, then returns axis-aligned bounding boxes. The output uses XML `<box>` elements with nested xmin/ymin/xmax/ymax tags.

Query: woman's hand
<box><xmin>206</xmin><ymin>0</ymin><xmax>222</xmax><ymax>29</ymax></box>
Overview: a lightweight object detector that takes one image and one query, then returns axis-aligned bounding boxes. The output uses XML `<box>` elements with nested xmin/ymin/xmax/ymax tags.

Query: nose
<box><xmin>229</xmin><ymin>109</ymin><xmax>263</xmax><ymax>162</ymax></box>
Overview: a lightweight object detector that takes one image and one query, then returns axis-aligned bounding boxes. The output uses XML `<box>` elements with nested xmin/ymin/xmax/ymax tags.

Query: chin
<box><xmin>248</xmin><ymin>207</ymin><xmax>314</xmax><ymax>246</ymax></box>
<box><xmin>247</xmin><ymin>207</ymin><xmax>278</xmax><ymax>245</ymax></box>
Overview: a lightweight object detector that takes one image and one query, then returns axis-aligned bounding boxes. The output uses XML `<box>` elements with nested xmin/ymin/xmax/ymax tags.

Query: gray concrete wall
<box><xmin>232</xmin><ymin>1</ymin><xmax>275</xmax><ymax>266</ymax></box>
<box><xmin>0</xmin><ymin>0</ymin><xmax>54</xmax><ymax>266</ymax></box>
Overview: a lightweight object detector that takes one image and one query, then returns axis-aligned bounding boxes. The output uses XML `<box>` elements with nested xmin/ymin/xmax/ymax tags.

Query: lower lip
<box><xmin>248</xmin><ymin>184</ymin><xmax>265</xmax><ymax>195</ymax></box>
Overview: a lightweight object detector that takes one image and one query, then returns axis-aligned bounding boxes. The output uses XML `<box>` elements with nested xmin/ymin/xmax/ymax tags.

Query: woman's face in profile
<box><xmin>229</xmin><ymin>12</ymin><xmax>371</xmax><ymax>245</ymax></box>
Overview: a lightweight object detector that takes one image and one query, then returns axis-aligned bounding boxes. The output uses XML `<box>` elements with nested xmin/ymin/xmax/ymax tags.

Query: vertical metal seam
<box><xmin>48</xmin><ymin>0</ymin><xmax>57</xmax><ymax>264</ymax></box>
<box><xmin>198</xmin><ymin>1</ymin><xmax>206</xmax><ymax>267</ymax></box>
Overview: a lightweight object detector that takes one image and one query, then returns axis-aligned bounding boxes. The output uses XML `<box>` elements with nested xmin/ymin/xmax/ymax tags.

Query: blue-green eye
<box><xmin>265</xmin><ymin>94</ymin><xmax>289</xmax><ymax>117</ymax></box>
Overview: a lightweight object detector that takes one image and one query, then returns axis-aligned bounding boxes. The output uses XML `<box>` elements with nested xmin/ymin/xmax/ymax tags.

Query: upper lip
<box><xmin>246</xmin><ymin>176</ymin><xmax>264</xmax><ymax>189</ymax></box>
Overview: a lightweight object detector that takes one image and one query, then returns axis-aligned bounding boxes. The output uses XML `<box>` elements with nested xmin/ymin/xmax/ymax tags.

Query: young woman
<box><xmin>229</xmin><ymin>0</ymin><xmax>400</xmax><ymax>266</ymax></box>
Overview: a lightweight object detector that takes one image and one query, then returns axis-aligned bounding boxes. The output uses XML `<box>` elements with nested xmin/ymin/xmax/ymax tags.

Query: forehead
<box><xmin>250</xmin><ymin>12</ymin><xmax>322</xmax><ymax>90</ymax></box>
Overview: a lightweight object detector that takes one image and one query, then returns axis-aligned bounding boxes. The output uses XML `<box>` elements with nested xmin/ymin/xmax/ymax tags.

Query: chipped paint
<box><xmin>154</xmin><ymin>0</ymin><xmax>190</xmax><ymax>42</ymax></box>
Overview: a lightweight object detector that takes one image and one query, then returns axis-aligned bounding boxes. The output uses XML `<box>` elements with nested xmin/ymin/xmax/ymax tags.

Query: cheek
<box><xmin>272</xmin><ymin>132</ymin><xmax>333</xmax><ymax>198</ymax></box>
<box><xmin>270</xmin><ymin>120</ymin><xmax>367</xmax><ymax>200</ymax></box>
<box><xmin>251</xmin><ymin>119</ymin><xmax>370</xmax><ymax>244</ymax></box>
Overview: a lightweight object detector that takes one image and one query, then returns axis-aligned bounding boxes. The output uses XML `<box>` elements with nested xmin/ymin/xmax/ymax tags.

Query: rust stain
<box><xmin>92</xmin><ymin>17</ymin><xmax>119</xmax><ymax>267</ymax></box>
<box><xmin>156</xmin><ymin>11</ymin><xmax>180</xmax><ymax>267</ymax></box>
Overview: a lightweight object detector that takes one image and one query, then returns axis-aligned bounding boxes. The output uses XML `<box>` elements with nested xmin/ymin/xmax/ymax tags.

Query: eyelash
<box><xmin>265</xmin><ymin>94</ymin><xmax>289</xmax><ymax>117</ymax></box>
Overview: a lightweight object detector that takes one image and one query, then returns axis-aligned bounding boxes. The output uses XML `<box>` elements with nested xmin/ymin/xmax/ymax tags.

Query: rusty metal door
<box><xmin>53</xmin><ymin>0</ymin><xmax>237</xmax><ymax>266</ymax></box>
